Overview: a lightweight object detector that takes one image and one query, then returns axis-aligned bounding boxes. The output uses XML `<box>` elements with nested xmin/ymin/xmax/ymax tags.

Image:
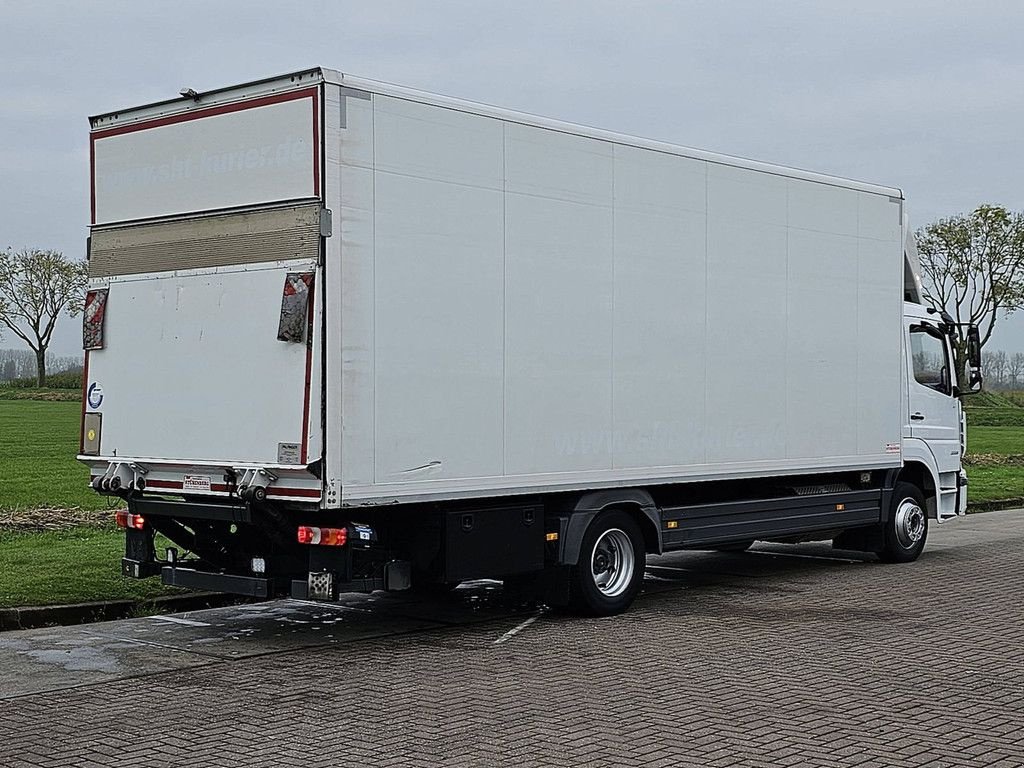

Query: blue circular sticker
<box><xmin>87</xmin><ymin>382</ymin><xmax>104</xmax><ymax>410</ymax></box>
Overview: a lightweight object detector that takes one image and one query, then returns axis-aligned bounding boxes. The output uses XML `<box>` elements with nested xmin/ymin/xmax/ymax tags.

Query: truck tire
<box><xmin>878</xmin><ymin>481</ymin><xmax>928</xmax><ymax>563</ymax></box>
<box><xmin>567</xmin><ymin>510</ymin><xmax>645</xmax><ymax>616</ymax></box>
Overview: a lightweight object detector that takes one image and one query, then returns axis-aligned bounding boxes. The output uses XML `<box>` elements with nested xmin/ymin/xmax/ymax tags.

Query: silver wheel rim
<box><xmin>894</xmin><ymin>497</ymin><xmax>925</xmax><ymax>549</ymax></box>
<box><xmin>590</xmin><ymin>528</ymin><xmax>635</xmax><ymax>597</ymax></box>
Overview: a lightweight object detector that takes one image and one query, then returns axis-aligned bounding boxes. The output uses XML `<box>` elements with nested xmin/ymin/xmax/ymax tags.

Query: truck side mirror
<box><xmin>967</xmin><ymin>325</ymin><xmax>983</xmax><ymax>392</ymax></box>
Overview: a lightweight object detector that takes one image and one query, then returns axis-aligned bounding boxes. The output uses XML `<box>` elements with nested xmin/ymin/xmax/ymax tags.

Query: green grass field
<box><xmin>964</xmin><ymin>425</ymin><xmax>1024</xmax><ymax>503</ymax></box>
<box><xmin>964</xmin><ymin>465</ymin><xmax>1024</xmax><ymax>505</ymax></box>
<box><xmin>964</xmin><ymin>390</ymin><xmax>1024</xmax><ymax>426</ymax></box>
<box><xmin>966</xmin><ymin>425</ymin><xmax>1024</xmax><ymax>456</ymax></box>
<box><xmin>0</xmin><ymin>527</ymin><xmax>179</xmax><ymax>607</ymax></box>
<box><xmin>0</xmin><ymin>400</ymin><xmax>108</xmax><ymax>511</ymax></box>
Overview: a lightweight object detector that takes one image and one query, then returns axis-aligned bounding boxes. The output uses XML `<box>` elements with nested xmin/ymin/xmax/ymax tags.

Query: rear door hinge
<box><xmin>320</xmin><ymin>208</ymin><xmax>333</xmax><ymax>238</ymax></box>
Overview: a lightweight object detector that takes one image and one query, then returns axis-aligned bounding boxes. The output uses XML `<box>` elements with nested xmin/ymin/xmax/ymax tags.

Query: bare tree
<box><xmin>0</xmin><ymin>348</ymin><xmax>83</xmax><ymax>381</ymax></box>
<box><xmin>983</xmin><ymin>349</ymin><xmax>1009</xmax><ymax>390</ymax></box>
<box><xmin>0</xmin><ymin>248</ymin><xmax>88</xmax><ymax>386</ymax></box>
<box><xmin>1011</xmin><ymin>352</ymin><xmax>1024</xmax><ymax>390</ymax></box>
<box><xmin>917</xmin><ymin>205</ymin><xmax>1024</xmax><ymax>389</ymax></box>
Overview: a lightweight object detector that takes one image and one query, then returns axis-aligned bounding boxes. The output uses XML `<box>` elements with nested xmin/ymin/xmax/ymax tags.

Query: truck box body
<box><xmin>82</xmin><ymin>69</ymin><xmax>906</xmax><ymax>507</ymax></box>
<box><xmin>81</xmin><ymin>69</ymin><xmax>963</xmax><ymax>613</ymax></box>
<box><xmin>325</xmin><ymin>82</ymin><xmax>904</xmax><ymax>505</ymax></box>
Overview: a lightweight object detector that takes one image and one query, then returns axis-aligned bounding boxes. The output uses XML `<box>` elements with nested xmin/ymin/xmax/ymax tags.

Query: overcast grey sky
<box><xmin>2</xmin><ymin>0</ymin><xmax>1023</xmax><ymax>356</ymax></box>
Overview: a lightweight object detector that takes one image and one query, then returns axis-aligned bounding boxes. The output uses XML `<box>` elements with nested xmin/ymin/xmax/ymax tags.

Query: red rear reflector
<box><xmin>115</xmin><ymin>511</ymin><xmax>146</xmax><ymax>530</ymax></box>
<box><xmin>297</xmin><ymin>526</ymin><xmax>347</xmax><ymax>547</ymax></box>
<box><xmin>277</xmin><ymin>272</ymin><xmax>314</xmax><ymax>343</ymax></box>
<box><xmin>83</xmin><ymin>288</ymin><xmax>109</xmax><ymax>350</ymax></box>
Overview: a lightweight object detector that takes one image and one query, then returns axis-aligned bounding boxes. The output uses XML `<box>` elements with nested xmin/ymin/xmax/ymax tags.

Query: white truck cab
<box><xmin>903</xmin><ymin>303</ymin><xmax>966</xmax><ymax>519</ymax></box>
<box><xmin>901</xmin><ymin>230</ymin><xmax>981</xmax><ymax>523</ymax></box>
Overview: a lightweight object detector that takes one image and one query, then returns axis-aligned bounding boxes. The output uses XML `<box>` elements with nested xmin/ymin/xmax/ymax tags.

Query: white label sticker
<box><xmin>885</xmin><ymin>443</ymin><xmax>901</xmax><ymax>454</ymax></box>
<box><xmin>278</xmin><ymin>442</ymin><xmax>301</xmax><ymax>464</ymax></box>
<box><xmin>183</xmin><ymin>474</ymin><xmax>212</xmax><ymax>492</ymax></box>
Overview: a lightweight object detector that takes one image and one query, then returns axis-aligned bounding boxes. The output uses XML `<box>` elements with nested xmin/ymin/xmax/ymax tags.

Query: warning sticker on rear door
<box><xmin>183</xmin><ymin>474</ymin><xmax>212</xmax><ymax>492</ymax></box>
<box><xmin>278</xmin><ymin>442</ymin><xmax>301</xmax><ymax>464</ymax></box>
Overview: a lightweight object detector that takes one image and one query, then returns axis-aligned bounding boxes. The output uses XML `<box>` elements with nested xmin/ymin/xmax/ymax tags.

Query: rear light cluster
<box><xmin>297</xmin><ymin>525</ymin><xmax>347</xmax><ymax>546</ymax></box>
<box><xmin>277</xmin><ymin>272</ymin><xmax>314</xmax><ymax>343</ymax></box>
<box><xmin>115</xmin><ymin>510</ymin><xmax>146</xmax><ymax>530</ymax></box>
<box><xmin>83</xmin><ymin>288</ymin><xmax>109</xmax><ymax>350</ymax></box>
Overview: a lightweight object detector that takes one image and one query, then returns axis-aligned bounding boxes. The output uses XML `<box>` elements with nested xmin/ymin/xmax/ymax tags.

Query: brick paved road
<box><xmin>2</xmin><ymin>511</ymin><xmax>1023</xmax><ymax>767</ymax></box>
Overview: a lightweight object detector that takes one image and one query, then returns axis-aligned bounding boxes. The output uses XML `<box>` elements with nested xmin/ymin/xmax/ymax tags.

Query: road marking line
<box><xmin>494</xmin><ymin>610</ymin><xmax>545</xmax><ymax>645</ymax></box>
<box><xmin>146</xmin><ymin>615</ymin><xmax>211</xmax><ymax>627</ymax></box>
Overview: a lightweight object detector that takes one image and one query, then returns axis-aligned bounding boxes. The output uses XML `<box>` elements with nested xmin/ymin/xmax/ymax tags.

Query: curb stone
<box><xmin>967</xmin><ymin>498</ymin><xmax>1024</xmax><ymax>513</ymax></box>
<box><xmin>0</xmin><ymin>592</ymin><xmax>258</xmax><ymax>632</ymax></box>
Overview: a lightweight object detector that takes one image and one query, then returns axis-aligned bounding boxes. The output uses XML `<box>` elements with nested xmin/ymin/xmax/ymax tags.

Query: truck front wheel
<box><xmin>878</xmin><ymin>481</ymin><xmax>928</xmax><ymax>563</ymax></box>
<box><xmin>567</xmin><ymin>510</ymin><xmax>645</xmax><ymax>616</ymax></box>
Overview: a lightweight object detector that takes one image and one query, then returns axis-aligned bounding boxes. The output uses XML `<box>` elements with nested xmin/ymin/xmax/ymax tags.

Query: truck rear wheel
<box><xmin>567</xmin><ymin>510</ymin><xmax>645</xmax><ymax>616</ymax></box>
<box><xmin>878</xmin><ymin>481</ymin><xmax>928</xmax><ymax>563</ymax></box>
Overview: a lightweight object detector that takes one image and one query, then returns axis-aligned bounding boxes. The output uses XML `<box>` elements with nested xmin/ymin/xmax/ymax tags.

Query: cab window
<box><xmin>910</xmin><ymin>325</ymin><xmax>950</xmax><ymax>394</ymax></box>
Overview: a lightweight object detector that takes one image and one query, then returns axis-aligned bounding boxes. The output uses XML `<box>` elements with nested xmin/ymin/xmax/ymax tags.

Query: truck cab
<box><xmin>901</xmin><ymin>236</ymin><xmax>981</xmax><ymax>522</ymax></box>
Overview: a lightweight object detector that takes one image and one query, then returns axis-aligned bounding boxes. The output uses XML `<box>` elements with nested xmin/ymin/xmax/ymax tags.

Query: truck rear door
<box><xmin>79</xmin><ymin>79</ymin><xmax>325</xmax><ymax>504</ymax></box>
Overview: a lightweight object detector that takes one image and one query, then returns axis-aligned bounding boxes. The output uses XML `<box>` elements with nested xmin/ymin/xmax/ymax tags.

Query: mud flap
<box><xmin>541</xmin><ymin>566</ymin><xmax>572</xmax><ymax>607</ymax></box>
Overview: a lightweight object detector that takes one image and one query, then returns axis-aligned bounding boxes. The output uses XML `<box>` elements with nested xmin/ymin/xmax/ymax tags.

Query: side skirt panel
<box><xmin>660</xmin><ymin>490</ymin><xmax>882</xmax><ymax>549</ymax></box>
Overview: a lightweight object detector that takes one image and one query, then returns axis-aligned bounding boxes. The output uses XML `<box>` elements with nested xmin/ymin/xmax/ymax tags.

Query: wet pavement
<box><xmin>0</xmin><ymin>581</ymin><xmax>524</xmax><ymax>699</ymax></box>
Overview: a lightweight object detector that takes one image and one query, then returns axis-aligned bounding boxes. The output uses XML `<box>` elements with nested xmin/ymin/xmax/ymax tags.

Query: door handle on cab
<box><xmin>911</xmin><ymin>412</ymin><xmax>925</xmax><ymax>421</ymax></box>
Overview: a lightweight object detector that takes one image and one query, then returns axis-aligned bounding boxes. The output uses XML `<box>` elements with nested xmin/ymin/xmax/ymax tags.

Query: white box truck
<box><xmin>80</xmin><ymin>68</ymin><xmax>983</xmax><ymax>615</ymax></box>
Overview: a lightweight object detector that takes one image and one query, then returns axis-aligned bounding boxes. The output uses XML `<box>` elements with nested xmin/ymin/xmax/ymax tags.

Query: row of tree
<box><xmin>981</xmin><ymin>349</ymin><xmax>1024</xmax><ymax>391</ymax></box>
<box><xmin>0</xmin><ymin>348</ymin><xmax>82</xmax><ymax>382</ymax></box>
